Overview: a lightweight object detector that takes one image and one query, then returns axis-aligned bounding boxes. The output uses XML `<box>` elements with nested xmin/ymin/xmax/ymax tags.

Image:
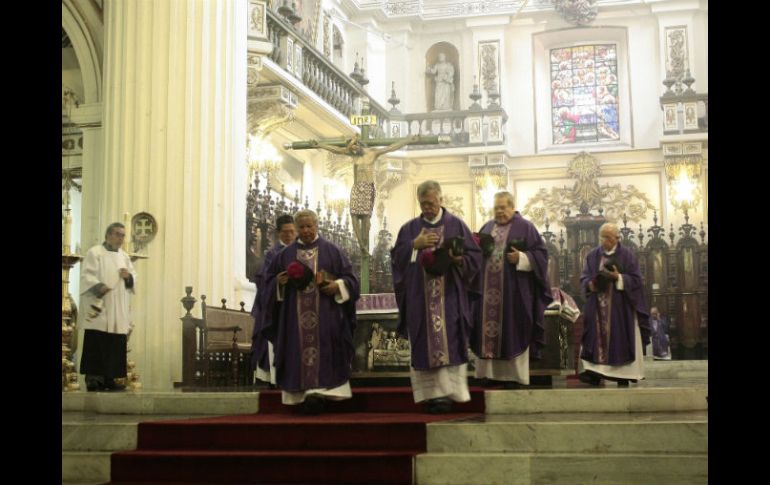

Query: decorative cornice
<box><xmin>343</xmin><ymin>0</ymin><xmax>641</xmax><ymax>21</ymax></box>
<box><xmin>248</xmin><ymin>85</ymin><xmax>298</xmax><ymax>137</ymax></box>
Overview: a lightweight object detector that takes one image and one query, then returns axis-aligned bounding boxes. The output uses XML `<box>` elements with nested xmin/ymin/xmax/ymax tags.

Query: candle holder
<box><xmin>62</xmin><ymin>251</ymin><xmax>82</xmax><ymax>391</ymax></box>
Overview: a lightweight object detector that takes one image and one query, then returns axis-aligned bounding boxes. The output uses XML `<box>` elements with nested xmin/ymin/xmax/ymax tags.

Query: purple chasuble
<box><xmin>579</xmin><ymin>243</ymin><xmax>650</xmax><ymax>366</ymax></box>
<box><xmin>250</xmin><ymin>243</ymin><xmax>285</xmax><ymax>373</ymax></box>
<box><xmin>261</xmin><ymin>238</ymin><xmax>360</xmax><ymax>392</ymax></box>
<box><xmin>471</xmin><ymin>213</ymin><xmax>553</xmax><ymax>360</ymax></box>
<box><xmin>391</xmin><ymin>209</ymin><xmax>482</xmax><ymax>370</ymax></box>
<box><xmin>651</xmin><ymin>317</ymin><xmax>670</xmax><ymax>358</ymax></box>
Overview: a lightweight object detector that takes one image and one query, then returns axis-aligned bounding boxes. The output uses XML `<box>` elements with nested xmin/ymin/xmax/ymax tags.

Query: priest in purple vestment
<box><xmin>261</xmin><ymin>210</ymin><xmax>360</xmax><ymax>414</ymax></box>
<box><xmin>391</xmin><ymin>180</ymin><xmax>482</xmax><ymax>413</ymax></box>
<box><xmin>578</xmin><ymin>223</ymin><xmax>650</xmax><ymax>387</ymax></box>
<box><xmin>649</xmin><ymin>306</ymin><xmax>671</xmax><ymax>360</ymax></box>
<box><xmin>250</xmin><ymin>214</ymin><xmax>296</xmax><ymax>386</ymax></box>
<box><xmin>470</xmin><ymin>191</ymin><xmax>553</xmax><ymax>389</ymax></box>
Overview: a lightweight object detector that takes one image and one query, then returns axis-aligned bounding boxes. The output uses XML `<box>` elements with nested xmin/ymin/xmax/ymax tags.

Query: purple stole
<box><xmin>481</xmin><ymin>223</ymin><xmax>512</xmax><ymax>358</ymax></box>
<box><xmin>423</xmin><ymin>225</ymin><xmax>450</xmax><ymax>367</ymax></box>
<box><xmin>296</xmin><ymin>247</ymin><xmax>321</xmax><ymax>388</ymax></box>
<box><xmin>594</xmin><ymin>253</ymin><xmax>613</xmax><ymax>364</ymax></box>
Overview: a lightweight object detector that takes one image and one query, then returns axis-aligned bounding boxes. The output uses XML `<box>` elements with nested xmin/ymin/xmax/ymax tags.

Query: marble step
<box><xmin>62</xmin><ymin>391</ymin><xmax>259</xmax><ymax>415</ymax></box>
<box><xmin>62</xmin><ymin>421</ymin><xmax>137</xmax><ymax>452</ymax></box>
<box><xmin>643</xmin><ymin>360</ymin><xmax>708</xmax><ymax>379</ymax></box>
<box><xmin>427</xmin><ymin>411</ymin><xmax>707</xmax><ymax>454</ymax></box>
<box><xmin>61</xmin><ymin>451</ymin><xmax>111</xmax><ymax>483</ymax></box>
<box><xmin>415</xmin><ymin>452</ymin><xmax>707</xmax><ymax>485</ymax></box>
<box><xmin>62</xmin><ymin>412</ymin><xmax>205</xmax><ymax>452</ymax></box>
<box><xmin>485</xmin><ymin>385</ymin><xmax>707</xmax><ymax>414</ymax></box>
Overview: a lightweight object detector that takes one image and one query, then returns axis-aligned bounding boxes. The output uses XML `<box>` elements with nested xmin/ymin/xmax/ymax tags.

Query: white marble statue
<box><xmin>426</xmin><ymin>53</ymin><xmax>455</xmax><ymax>111</ymax></box>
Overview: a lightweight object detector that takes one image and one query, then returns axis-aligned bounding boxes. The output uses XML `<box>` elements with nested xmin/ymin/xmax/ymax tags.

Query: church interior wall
<box><xmin>62</xmin><ymin>0</ymin><xmax>707</xmax><ymax>391</ymax></box>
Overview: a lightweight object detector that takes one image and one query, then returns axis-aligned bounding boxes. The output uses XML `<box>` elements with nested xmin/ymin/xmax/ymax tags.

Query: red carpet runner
<box><xmin>105</xmin><ymin>387</ymin><xmax>485</xmax><ymax>484</ymax></box>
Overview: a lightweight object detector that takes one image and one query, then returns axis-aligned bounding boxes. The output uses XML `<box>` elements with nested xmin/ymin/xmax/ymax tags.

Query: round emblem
<box><xmin>300</xmin><ymin>312</ymin><xmax>319</xmax><ymax>330</ymax></box>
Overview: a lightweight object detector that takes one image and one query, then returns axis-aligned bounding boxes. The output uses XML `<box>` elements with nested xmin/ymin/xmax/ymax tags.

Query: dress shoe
<box><xmin>617</xmin><ymin>379</ymin><xmax>630</xmax><ymax>387</ymax></box>
<box><xmin>103</xmin><ymin>378</ymin><xmax>127</xmax><ymax>392</ymax></box>
<box><xmin>300</xmin><ymin>395</ymin><xmax>326</xmax><ymax>415</ymax></box>
<box><xmin>578</xmin><ymin>371</ymin><xmax>602</xmax><ymax>386</ymax></box>
<box><xmin>424</xmin><ymin>397</ymin><xmax>452</xmax><ymax>414</ymax></box>
<box><xmin>85</xmin><ymin>375</ymin><xmax>105</xmax><ymax>392</ymax></box>
<box><xmin>502</xmin><ymin>381</ymin><xmax>525</xmax><ymax>390</ymax></box>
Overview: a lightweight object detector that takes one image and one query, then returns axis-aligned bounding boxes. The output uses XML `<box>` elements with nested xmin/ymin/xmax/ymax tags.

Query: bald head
<box><xmin>599</xmin><ymin>223</ymin><xmax>620</xmax><ymax>251</ymax></box>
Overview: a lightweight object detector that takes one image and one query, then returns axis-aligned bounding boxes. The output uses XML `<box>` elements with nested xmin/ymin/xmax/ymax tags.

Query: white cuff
<box><xmin>516</xmin><ymin>252</ymin><xmax>533</xmax><ymax>272</ymax></box>
<box><xmin>334</xmin><ymin>279</ymin><xmax>350</xmax><ymax>303</ymax></box>
<box><xmin>410</xmin><ymin>248</ymin><xmax>418</xmax><ymax>263</ymax></box>
<box><xmin>616</xmin><ymin>274</ymin><xmax>625</xmax><ymax>291</ymax></box>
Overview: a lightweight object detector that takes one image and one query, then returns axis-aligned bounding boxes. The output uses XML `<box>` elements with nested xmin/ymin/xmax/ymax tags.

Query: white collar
<box><xmin>422</xmin><ymin>207</ymin><xmax>443</xmax><ymax>225</ymax></box>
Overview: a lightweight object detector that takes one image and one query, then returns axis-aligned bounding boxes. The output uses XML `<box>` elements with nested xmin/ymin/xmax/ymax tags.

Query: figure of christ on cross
<box><xmin>284</xmin><ymin>132</ymin><xmax>448</xmax><ymax>292</ymax></box>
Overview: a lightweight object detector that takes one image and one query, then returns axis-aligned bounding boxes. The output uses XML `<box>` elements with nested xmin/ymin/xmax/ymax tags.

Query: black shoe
<box><xmin>103</xmin><ymin>378</ymin><xmax>127</xmax><ymax>392</ymax></box>
<box><xmin>617</xmin><ymin>379</ymin><xmax>630</xmax><ymax>387</ymax></box>
<box><xmin>300</xmin><ymin>395</ymin><xmax>326</xmax><ymax>415</ymax></box>
<box><xmin>502</xmin><ymin>381</ymin><xmax>524</xmax><ymax>390</ymax></box>
<box><xmin>85</xmin><ymin>375</ymin><xmax>105</xmax><ymax>392</ymax></box>
<box><xmin>578</xmin><ymin>371</ymin><xmax>602</xmax><ymax>386</ymax></box>
<box><xmin>424</xmin><ymin>398</ymin><xmax>452</xmax><ymax>414</ymax></box>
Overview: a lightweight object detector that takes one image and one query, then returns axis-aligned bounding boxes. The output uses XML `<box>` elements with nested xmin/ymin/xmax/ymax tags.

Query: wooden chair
<box><xmin>180</xmin><ymin>287</ymin><xmax>254</xmax><ymax>388</ymax></box>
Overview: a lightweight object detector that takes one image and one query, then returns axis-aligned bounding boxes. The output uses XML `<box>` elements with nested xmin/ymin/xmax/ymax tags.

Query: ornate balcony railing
<box><xmin>265</xmin><ymin>10</ymin><xmax>390</xmax><ymax>138</ymax></box>
<box><xmin>264</xmin><ymin>9</ymin><xmax>509</xmax><ymax>147</ymax></box>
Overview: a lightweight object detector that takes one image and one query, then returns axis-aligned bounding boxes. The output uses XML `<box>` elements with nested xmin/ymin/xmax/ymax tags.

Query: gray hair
<box><xmin>104</xmin><ymin>222</ymin><xmax>125</xmax><ymax>239</ymax></box>
<box><xmin>417</xmin><ymin>180</ymin><xmax>442</xmax><ymax>198</ymax></box>
<box><xmin>294</xmin><ymin>209</ymin><xmax>318</xmax><ymax>225</ymax></box>
<box><xmin>599</xmin><ymin>222</ymin><xmax>619</xmax><ymax>237</ymax></box>
<box><xmin>494</xmin><ymin>191</ymin><xmax>515</xmax><ymax>208</ymax></box>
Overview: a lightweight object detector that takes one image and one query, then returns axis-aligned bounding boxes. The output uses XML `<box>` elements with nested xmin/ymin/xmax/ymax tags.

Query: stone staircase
<box><xmin>416</xmin><ymin>370</ymin><xmax>708</xmax><ymax>485</ymax></box>
<box><xmin>63</xmin><ymin>360</ymin><xmax>707</xmax><ymax>485</ymax></box>
<box><xmin>62</xmin><ymin>391</ymin><xmax>259</xmax><ymax>484</ymax></box>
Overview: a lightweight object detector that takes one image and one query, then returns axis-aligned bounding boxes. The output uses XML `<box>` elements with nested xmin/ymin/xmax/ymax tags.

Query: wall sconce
<box><xmin>248</xmin><ymin>134</ymin><xmax>282</xmax><ymax>182</ymax></box>
<box><xmin>323</xmin><ymin>178</ymin><xmax>349</xmax><ymax>220</ymax></box>
<box><xmin>470</xmin><ymin>154</ymin><xmax>509</xmax><ymax>222</ymax></box>
<box><xmin>662</xmin><ymin>142</ymin><xmax>703</xmax><ymax>213</ymax></box>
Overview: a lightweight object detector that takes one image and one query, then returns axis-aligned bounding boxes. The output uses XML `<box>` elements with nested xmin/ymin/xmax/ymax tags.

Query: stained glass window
<box><xmin>550</xmin><ymin>44</ymin><xmax>619</xmax><ymax>145</ymax></box>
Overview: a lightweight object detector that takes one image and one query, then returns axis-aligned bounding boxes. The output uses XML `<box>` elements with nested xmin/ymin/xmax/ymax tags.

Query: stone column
<box><xmin>100</xmin><ymin>0</ymin><xmax>247</xmax><ymax>390</ymax></box>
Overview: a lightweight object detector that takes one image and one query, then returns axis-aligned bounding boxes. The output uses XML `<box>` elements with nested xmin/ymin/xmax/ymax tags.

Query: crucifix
<box><xmin>283</xmin><ymin>99</ymin><xmax>449</xmax><ymax>293</ymax></box>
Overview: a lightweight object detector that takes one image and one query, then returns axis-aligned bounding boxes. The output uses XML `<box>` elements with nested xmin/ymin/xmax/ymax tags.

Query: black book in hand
<box><xmin>444</xmin><ymin>236</ymin><xmax>465</xmax><ymax>256</ymax></box>
<box><xmin>506</xmin><ymin>238</ymin><xmax>525</xmax><ymax>253</ymax></box>
<box><xmin>602</xmin><ymin>259</ymin><xmax>623</xmax><ymax>274</ymax></box>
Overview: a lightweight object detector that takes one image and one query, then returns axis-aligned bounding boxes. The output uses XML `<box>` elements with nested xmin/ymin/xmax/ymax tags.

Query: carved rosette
<box><xmin>553</xmin><ymin>0</ymin><xmax>598</xmax><ymax>26</ymax></box>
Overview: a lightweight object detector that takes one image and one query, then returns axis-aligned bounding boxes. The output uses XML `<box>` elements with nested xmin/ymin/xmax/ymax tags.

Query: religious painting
<box><xmin>665</xmin><ymin>26</ymin><xmax>688</xmax><ymax>79</ymax></box>
<box><xmin>488</xmin><ymin>116</ymin><xmax>502</xmax><ymax>142</ymax></box>
<box><xmin>478</xmin><ymin>40</ymin><xmax>500</xmax><ymax>107</ymax></box>
<box><xmin>248</xmin><ymin>1</ymin><xmax>267</xmax><ymax>39</ymax></box>
<box><xmin>390</xmin><ymin>121</ymin><xmax>407</xmax><ymax>139</ymax></box>
<box><xmin>468</xmin><ymin>117</ymin><xmax>482</xmax><ymax>143</ymax></box>
<box><xmin>550</xmin><ymin>44</ymin><xmax>619</xmax><ymax>144</ymax></box>
<box><xmin>663</xmin><ymin>103</ymin><xmax>677</xmax><ymax>132</ymax></box>
<box><xmin>683</xmin><ymin>102</ymin><xmax>698</xmax><ymax>130</ymax></box>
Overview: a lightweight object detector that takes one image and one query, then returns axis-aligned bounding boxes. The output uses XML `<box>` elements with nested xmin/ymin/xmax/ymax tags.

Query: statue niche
<box><xmin>425</xmin><ymin>43</ymin><xmax>460</xmax><ymax>112</ymax></box>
